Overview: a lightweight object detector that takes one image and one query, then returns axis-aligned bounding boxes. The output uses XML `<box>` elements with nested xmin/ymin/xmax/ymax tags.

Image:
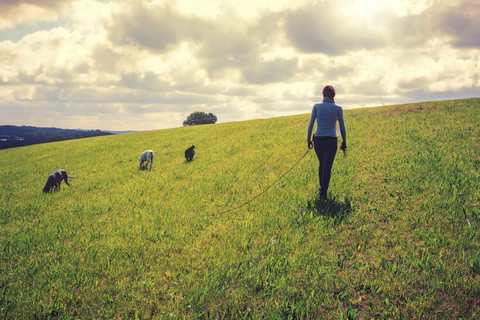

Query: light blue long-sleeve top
<box><xmin>307</xmin><ymin>97</ymin><xmax>346</xmax><ymax>142</ymax></box>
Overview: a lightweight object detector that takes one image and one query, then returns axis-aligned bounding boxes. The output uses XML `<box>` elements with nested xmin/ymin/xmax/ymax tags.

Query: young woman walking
<box><xmin>307</xmin><ymin>85</ymin><xmax>347</xmax><ymax>200</ymax></box>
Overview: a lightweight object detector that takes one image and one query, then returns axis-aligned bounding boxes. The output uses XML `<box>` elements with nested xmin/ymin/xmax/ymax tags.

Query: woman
<box><xmin>307</xmin><ymin>85</ymin><xmax>347</xmax><ymax>200</ymax></box>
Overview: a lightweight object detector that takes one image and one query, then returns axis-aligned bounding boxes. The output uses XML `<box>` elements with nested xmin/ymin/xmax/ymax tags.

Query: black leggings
<box><xmin>313</xmin><ymin>136</ymin><xmax>338</xmax><ymax>198</ymax></box>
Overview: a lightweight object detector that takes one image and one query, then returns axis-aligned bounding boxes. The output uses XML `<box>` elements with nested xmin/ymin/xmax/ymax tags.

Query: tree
<box><xmin>183</xmin><ymin>111</ymin><xmax>217</xmax><ymax>126</ymax></box>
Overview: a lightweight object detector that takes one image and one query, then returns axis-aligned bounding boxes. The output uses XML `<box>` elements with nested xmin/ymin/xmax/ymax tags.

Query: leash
<box><xmin>218</xmin><ymin>149</ymin><xmax>311</xmax><ymax>215</ymax></box>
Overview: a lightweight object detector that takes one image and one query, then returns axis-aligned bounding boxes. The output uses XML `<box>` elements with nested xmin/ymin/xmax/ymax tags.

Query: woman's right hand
<box><xmin>308</xmin><ymin>140</ymin><xmax>313</xmax><ymax>149</ymax></box>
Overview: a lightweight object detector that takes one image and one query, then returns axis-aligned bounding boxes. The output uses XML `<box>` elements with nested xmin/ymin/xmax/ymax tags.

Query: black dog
<box><xmin>43</xmin><ymin>169</ymin><xmax>76</xmax><ymax>193</ymax></box>
<box><xmin>185</xmin><ymin>145</ymin><xmax>195</xmax><ymax>162</ymax></box>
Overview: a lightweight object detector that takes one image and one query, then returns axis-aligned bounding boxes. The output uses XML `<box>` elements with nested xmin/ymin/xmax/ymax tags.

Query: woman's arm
<box><xmin>337</xmin><ymin>107</ymin><xmax>346</xmax><ymax>143</ymax></box>
<box><xmin>307</xmin><ymin>105</ymin><xmax>317</xmax><ymax>142</ymax></box>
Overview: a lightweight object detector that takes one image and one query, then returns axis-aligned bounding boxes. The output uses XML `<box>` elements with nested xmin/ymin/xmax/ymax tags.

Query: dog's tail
<box><xmin>154</xmin><ymin>150</ymin><xmax>160</xmax><ymax>154</ymax></box>
<box><xmin>68</xmin><ymin>175</ymin><xmax>77</xmax><ymax>178</ymax></box>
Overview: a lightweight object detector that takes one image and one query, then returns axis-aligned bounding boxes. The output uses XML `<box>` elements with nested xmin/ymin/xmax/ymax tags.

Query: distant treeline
<box><xmin>0</xmin><ymin>125</ymin><xmax>113</xmax><ymax>149</ymax></box>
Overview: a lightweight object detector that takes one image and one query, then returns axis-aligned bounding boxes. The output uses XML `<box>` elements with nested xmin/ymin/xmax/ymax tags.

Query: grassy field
<box><xmin>1</xmin><ymin>98</ymin><xmax>479</xmax><ymax>319</ymax></box>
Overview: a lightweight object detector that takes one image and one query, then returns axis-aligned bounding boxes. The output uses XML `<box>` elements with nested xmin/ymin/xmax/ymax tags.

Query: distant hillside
<box><xmin>0</xmin><ymin>125</ymin><xmax>113</xmax><ymax>149</ymax></box>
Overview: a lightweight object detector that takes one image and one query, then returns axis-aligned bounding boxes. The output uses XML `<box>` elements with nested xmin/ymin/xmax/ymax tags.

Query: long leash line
<box><xmin>218</xmin><ymin>149</ymin><xmax>311</xmax><ymax>215</ymax></box>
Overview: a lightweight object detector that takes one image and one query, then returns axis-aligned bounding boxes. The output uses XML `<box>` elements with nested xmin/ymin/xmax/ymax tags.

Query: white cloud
<box><xmin>0</xmin><ymin>0</ymin><xmax>479</xmax><ymax>131</ymax></box>
<box><xmin>0</xmin><ymin>0</ymin><xmax>74</xmax><ymax>30</ymax></box>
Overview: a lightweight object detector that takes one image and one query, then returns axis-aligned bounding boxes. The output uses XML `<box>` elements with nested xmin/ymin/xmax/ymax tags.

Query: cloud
<box><xmin>0</xmin><ymin>0</ymin><xmax>70</xmax><ymax>8</ymax></box>
<box><xmin>119</xmin><ymin>72</ymin><xmax>170</xmax><ymax>91</ymax></box>
<box><xmin>91</xmin><ymin>45</ymin><xmax>125</xmax><ymax>74</ymax></box>
<box><xmin>106</xmin><ymin>2</ymin><xmax>264</xmax><ymax>79</ymax></box>
<box><xmin>404</xmin><ymin>86</ymin><xmax>480</xmax><ymax>102</ymax></box>
<box><xmin>0</xmin><ymin>0</ymin><xmax>74</xmax><ymax>30</ymax></box>
<box><xmin>0</xmin><ymin>0</ymin><xmax>479</xmax><ymax>131</ymax></box>
<box><xmin>242</xmin><ymin>57</ymin><xmax>298</xmax><ymax>84</ymax></box>
<box><xmin>283</xmin><ymin>1</ymin><xmax>388</xmax><ymax>55</ymax></box>
<box><xmin>281</xmin><ymin>0</ymin><xmax>479</xmax><ymax>54</ymax></box>
<box><xmin>434</xmin><ymin>1</ymin><xmax>480</xmax><ymax>48</ymax></box>
<box><xmin>107</xmin><ymin>3</ymin><xmax>205</xmax><ymax>52</ymax></box>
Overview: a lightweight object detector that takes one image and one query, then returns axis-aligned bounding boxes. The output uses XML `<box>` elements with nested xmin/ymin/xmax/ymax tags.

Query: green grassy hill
<box><xmin>1</xmin><ymin>98</ymin><xmax>479</xmax><ymax>319</ymax></box>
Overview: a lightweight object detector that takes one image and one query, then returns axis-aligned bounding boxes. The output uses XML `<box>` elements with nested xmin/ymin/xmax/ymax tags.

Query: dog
<box><xmin>139</xmin><ymin>150</ymin><xmax>159</xmax><ymax>169</ymax></box>
<box><xmin>185</xmin><ymin>145</ymin><xmax>195</xmax><ymax>162</ymax></box>
<box><xmin>43</xmin><ymin>169</ymin><xmax>76</xmax><ymax>193</ymax></box>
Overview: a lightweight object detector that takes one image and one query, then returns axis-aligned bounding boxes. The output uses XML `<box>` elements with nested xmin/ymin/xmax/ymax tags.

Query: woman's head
<box><xmin>322</xmin><ymin>85</ymin><xmax>335</xmax><ymax>99</ymax></box>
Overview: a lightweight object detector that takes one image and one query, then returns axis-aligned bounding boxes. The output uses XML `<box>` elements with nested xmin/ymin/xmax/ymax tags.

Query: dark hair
<box><xmin>322</xmin><ymin>85</ymin><xmax>336</xmax><ymax>99</ymax></box>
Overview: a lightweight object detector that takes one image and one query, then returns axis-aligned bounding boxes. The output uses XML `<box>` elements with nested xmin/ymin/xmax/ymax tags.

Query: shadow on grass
<box><xmin>306</xmin><ymin>196</ymin><xmax>353</xmax><ymax>223</ymax></box>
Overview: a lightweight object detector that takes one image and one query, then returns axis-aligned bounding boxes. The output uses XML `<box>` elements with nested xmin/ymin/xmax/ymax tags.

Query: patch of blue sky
<box><xmin>0</xmin><ymin>18</ymin><xmax>71</xmax><ymax>42</ymax></box>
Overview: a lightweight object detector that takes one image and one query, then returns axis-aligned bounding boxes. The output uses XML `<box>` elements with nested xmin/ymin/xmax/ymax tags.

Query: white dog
<box><xmin>139</xmin><ymin>150</ymin><xmax>159</xmax><ymax>170</ymax></box>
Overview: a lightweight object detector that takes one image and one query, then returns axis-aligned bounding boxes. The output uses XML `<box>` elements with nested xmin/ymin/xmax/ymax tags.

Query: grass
<box><xmin>1</xmin><ymin>98</ymin><xmax>480</xmax><ymax>319</ymax></box>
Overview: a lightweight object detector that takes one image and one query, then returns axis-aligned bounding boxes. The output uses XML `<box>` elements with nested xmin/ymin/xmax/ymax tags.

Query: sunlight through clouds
<box><xmin>342</xmin><ymin>0</ymin><xmax>389</xmax><ymax>20</ymax></box>
<box><xmin>0</xmin><ymin>0</ymin><xmax>478</xmax><ymax>131</ymax></box>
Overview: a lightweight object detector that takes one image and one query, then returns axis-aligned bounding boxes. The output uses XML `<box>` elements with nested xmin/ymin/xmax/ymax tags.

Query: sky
<box><xmin>0</xmin><ymin>0</ymin><xmax>479</xmax><ymax>131</ymax></box>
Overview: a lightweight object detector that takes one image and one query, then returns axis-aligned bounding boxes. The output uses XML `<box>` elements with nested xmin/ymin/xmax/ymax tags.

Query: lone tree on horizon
<box><xmin>183</xmin><ymin>111</ymin><xmax>217</xmax><ymax>126</ymax></box>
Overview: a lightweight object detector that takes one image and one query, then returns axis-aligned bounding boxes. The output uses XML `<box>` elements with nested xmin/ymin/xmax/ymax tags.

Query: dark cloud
<box><xmin>146</xmin><ymin>8</ymin><xmax>289</xmax><ymax>85</ymax></box>
<box><xmin>384</xmin><ymin>0</ymin><xmax>480</xmax><ymax>49</ymax></box>
<box><xmin>403</xmin><ymin>86</ymin><xmax>480</xmax><ymax>102</ymax></box>
<box><xmin>242</xmin><ymin>57</ymin><xmax>298</xmax><ymax>84</ymax></box>
<box><xmin>0</xmin><ymin>0</ymin><xmax>72</xmax><ymax>12</ymax></box>
<box><xmin>435</xmin><ymin>1</ymin><xmax>480</xmax><ymax>48</ymax></box>
<box><xmin>91</xmin><ymin>45</ymin><xmax>125</xmax><ymax>74</ymax></box>
<box><xmin>107</xmin><ymin>3</ymin><xmax>207</xmax><ymax>52</ymax></box>
<box><xmin>106</xmin><ymin>3</ymin><xmax>261</xmax><ymax>79</ymax></box>
<box><xmin>387</xmin><ymin>14</ymin><xmax>432</xmax><ymax>48</ymax></box>
<box><xmin>398</xmin><ymin>76</ymin><xmax>431</xmax><ymax>91</ymax></box>
<box><xmin>196</xmin><ymin>27</ymin><xmax>259</xmax><ymax>76</ymax></box>
<box><xmin>0</xmin><ymin>0</ymin><xmax>74</xmax><ymax>29</ymax></box>
<box><xmin>0</xmin><ymin>0</ymin><xmax>67</xmax><ymax>6</ymax></box>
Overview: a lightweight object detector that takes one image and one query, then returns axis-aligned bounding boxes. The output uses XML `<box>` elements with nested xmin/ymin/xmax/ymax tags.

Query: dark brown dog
<box><xmin>43</xmin><ymin>169</ymin><xmax>76</xmax><ymax>192</ymax></box>
<box><xmin>185</xmin><ymin>145</ymin><xmax>195</xmax><ymax>162</ymax></box>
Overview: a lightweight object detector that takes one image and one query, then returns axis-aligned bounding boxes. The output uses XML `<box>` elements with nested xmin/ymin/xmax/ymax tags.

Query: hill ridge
<box><xmin>0</xmin><ymin>124</ymin><xmax>113</xmax><ymax>149</ymax></box>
